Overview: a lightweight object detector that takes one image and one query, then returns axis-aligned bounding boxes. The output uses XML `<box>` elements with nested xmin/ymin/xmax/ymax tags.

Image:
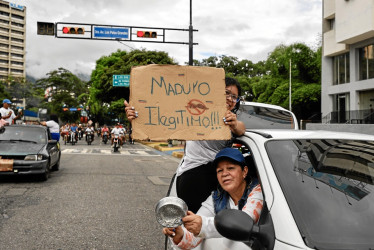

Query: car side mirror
<box><xmin>48</xmin><ymin>139</ymin><xmax>58</xmax><ymax>145</ymax></box>
<box><xmin>214</xmin><ymin>209</ymin><xmax>254</xmax><ymax>242</ymax></box>
<box><xmin>215</xmin><ymin>208</ymin><xmax>275</xmax><ymax>249</ymax></box>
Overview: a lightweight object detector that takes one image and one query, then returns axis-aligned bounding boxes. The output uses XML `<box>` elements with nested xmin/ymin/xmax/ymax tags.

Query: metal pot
<box><xmin>155</xmin><ymin>196</ymin><xmax>188</xmax><ymax>228</ymax></box>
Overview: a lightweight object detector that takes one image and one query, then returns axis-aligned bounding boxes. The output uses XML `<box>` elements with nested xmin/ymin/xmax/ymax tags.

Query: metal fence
<box><xmin>323</xmin><ymin>109</ymin><xmax>374</xmax><ymax>124</ymax></box>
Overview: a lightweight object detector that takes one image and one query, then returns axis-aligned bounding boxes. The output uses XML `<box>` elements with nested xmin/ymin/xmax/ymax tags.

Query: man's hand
<box><xmin>182</xmin><ymin>211</ymin><xmax>202</xmax><ymax>236</ymax></box>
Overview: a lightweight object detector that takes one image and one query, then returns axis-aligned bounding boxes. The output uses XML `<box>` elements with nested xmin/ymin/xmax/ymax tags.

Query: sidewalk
<box><xmin>141</xmin><ymin>141</ymin><xmax>184</xmax><ymax>158</ymax></box>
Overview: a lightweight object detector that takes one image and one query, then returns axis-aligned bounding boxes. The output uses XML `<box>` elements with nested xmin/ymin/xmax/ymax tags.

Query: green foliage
<box><xmin>193</xmin><ymin>41</ymin><xmax>322</xmax><ymax>121</ymax></box>
<box><xmin>89</xmin><ymin>49</ymin><xmax>175</xmax><ymax>124</ymax></box>
<box><xmin>36</xmin><ymin>68</ymin><xmax>88</xmax><ymax>122</ymax></box>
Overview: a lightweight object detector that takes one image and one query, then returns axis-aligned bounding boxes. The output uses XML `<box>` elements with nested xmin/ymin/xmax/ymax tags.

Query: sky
<box><xmin>9</xmin><ymin>0</ymin><xmax>322</xmax><ymax>79</ymax></box>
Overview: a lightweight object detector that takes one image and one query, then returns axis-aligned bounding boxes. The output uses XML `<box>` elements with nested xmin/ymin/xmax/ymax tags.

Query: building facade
<box><xmin>0</xmin><ymin>0</ymin><xmax>26</xmax><ymax>81</ymax></box>
<box><xmin>322</xmin><ymin>0</ymin><xmax>374</xmax><ymax>124</ymax></box>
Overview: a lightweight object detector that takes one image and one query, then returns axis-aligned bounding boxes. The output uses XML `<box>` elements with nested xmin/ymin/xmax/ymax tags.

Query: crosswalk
<box><xmin>61</xmin><ymin>148</ymin><xmax>160</xmax><ymax>156</ymax></box>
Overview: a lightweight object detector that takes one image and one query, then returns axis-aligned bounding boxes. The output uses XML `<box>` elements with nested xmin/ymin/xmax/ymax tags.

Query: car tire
<box><xmin>52</xmin><ymin>154</ymin><xmax>60</xmax><ymax>171</ymax></box>
<box><xmin>39</xmin><ymin>161</ymin><xmax>50</xmax><ymax>181</ymax></box>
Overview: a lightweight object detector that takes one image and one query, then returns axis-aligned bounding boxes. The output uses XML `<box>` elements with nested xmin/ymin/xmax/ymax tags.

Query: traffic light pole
<box><xmin>189</xmin><ymin>0</ymin><xmax>193</xmax><ymax>66</ymax></box>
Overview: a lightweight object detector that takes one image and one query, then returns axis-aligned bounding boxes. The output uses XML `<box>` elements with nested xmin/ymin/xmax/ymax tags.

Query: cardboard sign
<box><xmin>130</xmin><ymin>65</ymin><xmax>231</xmax><ymax>140</ymax></box>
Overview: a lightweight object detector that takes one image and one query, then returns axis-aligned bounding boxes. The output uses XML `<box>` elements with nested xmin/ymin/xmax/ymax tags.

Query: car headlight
<box><xmin>24</xmin><ymin>154</ymin><xmax>43</xmax><ymax>161</ymax></box>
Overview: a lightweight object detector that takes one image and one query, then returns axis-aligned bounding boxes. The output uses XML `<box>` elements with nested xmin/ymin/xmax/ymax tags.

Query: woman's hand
<box><xmin>182</xmin><ymin>211</ymin><xmax>202</xmax><ymax>236</ymax></box>
<box><xmin>162</xmin><ymin>226</ymin><xmax>184</xmax><ymax>244</ymax></box>
<box><xmin>124</xmin><ymin>100</ymin><xmax>138</xmax><ymax>121</ymax></box>
<box><xmin>223</xmin><ymin>110</ymin><xmax>245</xmax><ymax>136</ymax></box>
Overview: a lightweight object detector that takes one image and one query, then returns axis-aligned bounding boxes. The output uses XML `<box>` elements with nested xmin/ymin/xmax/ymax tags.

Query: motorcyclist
<box><xmin>61</xmin><ymin>123</ymin><xmax>70</xmax><ymax>142</ymax></box>
<box><xmin>111</xmin><ymin>123</ymin><xmax>123</xmax><ymax>147</ymax></box>
<box><xmin>77</xmin><ymin>124</ymin><xmax>83</xmax><ymax>140</ymax></box>
<box><xmin>69</xmin><ymin>123</ymin><xmax>78</xmax><ymax>142</ymax></box>
<box><xmin>119</xmin><ymin>124</ymin><xmax>126</xmax><ymax>145</ymax></box>
<box><xmin>85</xmin><ymin>125</ymin><xmax>95</xmax><ymax>142</ymax></box>
<box><xmin>101</xmin><ymin>124</ymin><xmax>110</xmax><ymax>142</ymax></box>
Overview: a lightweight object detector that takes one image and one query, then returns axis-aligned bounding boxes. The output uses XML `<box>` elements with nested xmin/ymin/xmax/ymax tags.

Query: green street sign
<box><xmin>113</xmin><ymin>75</ymin><xmax>130</xmax><ymax>87</ymax></box>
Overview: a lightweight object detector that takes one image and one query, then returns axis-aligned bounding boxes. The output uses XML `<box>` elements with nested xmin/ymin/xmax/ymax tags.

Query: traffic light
<box><xmin>37</xmin><ymin>22</ymin><xmax>55</xmax><ymax>36</ymax></box>
<box><xmin>137</xmin><ymin>31</ymin><xmax>157</xmax><ymax>38</ymax></box>
<box><xmin>62</xmin><ymin>27</ymin><xmax>85</xmax><ymax>35</ymax></box>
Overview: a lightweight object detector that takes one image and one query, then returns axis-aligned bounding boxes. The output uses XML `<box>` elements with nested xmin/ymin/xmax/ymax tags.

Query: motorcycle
<box><xmin>77</xmin><ymin>130</ymin><xmax>83</xmax><ymax>140</ymax></box>
<box><xmin>102</xmin><ymin>131</ymin><xmax>108</xmax><ymax>144</ymax></box>
<box><xmin>112</xmin><ymin>134</ymin><xmax>120</xmax><ymax>152</ymax></box>
<box><xmin>86</xmin><ymin>131</ymin><xmax>93</xmax><ymax>145</ymax></box>
<box><xmin>70</xmin><ymin>131</ymin><xmax>77</xmax><ymax>145</ymax></box>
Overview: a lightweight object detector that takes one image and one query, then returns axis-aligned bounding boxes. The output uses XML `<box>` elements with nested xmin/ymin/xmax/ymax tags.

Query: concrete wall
<box><xmin>306</xmin><ymin>123</ymin><xmax>374</xmax><ymax>136</ymax></box>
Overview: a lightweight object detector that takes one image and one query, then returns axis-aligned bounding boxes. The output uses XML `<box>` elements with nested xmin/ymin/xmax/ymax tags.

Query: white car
<box><xmin>166</xmin><ymin>130</ymin><xmax>374</xmax><ymax>248</ymax></box>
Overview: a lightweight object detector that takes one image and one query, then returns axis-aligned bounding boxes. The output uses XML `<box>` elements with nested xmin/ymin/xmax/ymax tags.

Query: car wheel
<box><xmin>52</xmin><ymin>154</ymin><xmax>60</xmax><ymax>171</ymax></box>
<box><xmin>39</xmin><ymin>161</ymin><xmax>50</xmax><ymax>181</ymax></box>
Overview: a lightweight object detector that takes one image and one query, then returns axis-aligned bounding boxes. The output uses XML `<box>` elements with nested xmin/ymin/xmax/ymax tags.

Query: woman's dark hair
<box><xmin>50</xmin><ymin>114</ymin><xmax>58</xmax><ymax>124</ymax></box>
<box><xmin>225</xmin><ymin>77</ymin><xmax>241</xmax><ymax>113</ymax></box>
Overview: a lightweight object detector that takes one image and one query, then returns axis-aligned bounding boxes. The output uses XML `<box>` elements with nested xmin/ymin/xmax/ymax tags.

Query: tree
<box><xmin>89</xmin><ymin>49</ymin><xmax>176</xmax><ymax>125</ymax></box>
<box><xmin>36</xmin><ymin>68</ymin><xmax>88</xmax><ymax>122</ymax></box>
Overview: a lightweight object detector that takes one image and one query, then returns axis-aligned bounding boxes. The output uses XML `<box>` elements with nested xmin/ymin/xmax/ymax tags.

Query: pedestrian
<box><xmin>0</xmin><ymin>99</ymin><xmax>22</xmax><ymax>125</ymax></box>
<box><xmin>40</xmin><ymin>114</ymin><xmax>60</xmax><ymax>141</ymax></box>
<box><xmin>125</xmin><ymin>77</ymin><xmax>245</xmax><ymax>213</ymax></box>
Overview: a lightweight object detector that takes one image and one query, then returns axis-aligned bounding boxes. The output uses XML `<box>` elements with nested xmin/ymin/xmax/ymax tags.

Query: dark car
<box><xmin>0</xmin><ymin>125</ymin><xmax>60</xmax><ymax>181</ymax></box>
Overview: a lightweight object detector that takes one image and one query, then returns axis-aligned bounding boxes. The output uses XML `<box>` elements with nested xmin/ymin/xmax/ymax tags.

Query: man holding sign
<box><xmin>125</xmin><ymin>65</ymin><xmax>245</xmax><ymax>212</ymax></box>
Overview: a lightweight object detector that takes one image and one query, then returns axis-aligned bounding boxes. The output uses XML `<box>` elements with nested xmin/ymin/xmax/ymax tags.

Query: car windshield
<box><xmin>0</xmin><ymin>126</ymin><xmax>47</xmax><ymax>144</ymax></box>
<box><xmin>237</xmin><ymin>104</ymin><xmax>296</xmax><ymax>129</ymax></box>
<box><xmin>266</xmin><ymin>139</ymin><xmax>374</xmax><ymax>250</ymax></box>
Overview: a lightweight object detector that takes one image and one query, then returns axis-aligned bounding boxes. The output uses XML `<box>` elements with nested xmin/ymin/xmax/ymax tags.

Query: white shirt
<box><xmin>177</xmin><ymin>140</ymin><xmax>231</xmax><ymax>176</ymax></box>
<box><xmin>46</xmin><ymin>120</ymin><xmax>59</xmax><ymax>133</ymax></box>
<box><xmin>0</xmin><ymin>107</ymin><xmax>15</xmax><ymax>125</ymax></box>
<box><xmin>85</xmin><ymin>127</ymin><xmax>94</xmax><ymax>133</ymax></box>
<box><xmin>111</xmin><ymin>127</ymin><xmax>121</xmax><ymax>135</ymax></box>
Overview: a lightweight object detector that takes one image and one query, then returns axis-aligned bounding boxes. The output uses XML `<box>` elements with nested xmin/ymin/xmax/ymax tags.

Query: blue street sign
<box><xmin>93</xmin><ymin>26</ymin><xmax>129</xmax><ymax>39</ymax></box>
<box><xmin>113</xmin><ymin>75</ymin><xmax>130</xmax><ymax>87</ymax></box>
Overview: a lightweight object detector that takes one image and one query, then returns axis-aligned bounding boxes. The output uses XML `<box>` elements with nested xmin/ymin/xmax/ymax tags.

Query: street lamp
<box><xmin>189</xmin><ymin>0</ymin><xmax>193</xmax><ymax>66</ymax></box>
<box><xmin>289</xmin><ymin>48</ymin><xmax>301</xmax><ymax>112</ymax></box>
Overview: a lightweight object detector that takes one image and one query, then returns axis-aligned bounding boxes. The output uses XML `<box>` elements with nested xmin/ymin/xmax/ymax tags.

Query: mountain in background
<box><xmin>26</xmin><ymin>72</ymin><xmax>91</xmax><ymax>83</ymax></box>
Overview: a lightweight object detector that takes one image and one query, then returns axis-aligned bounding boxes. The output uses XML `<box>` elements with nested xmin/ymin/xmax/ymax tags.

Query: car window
<box><xmin>266</xmin><ymin>139</ymin><xmax>374</xmax><ymax>249</ymax></box>
<box><xmin>0</xmin><ymin>126</ymin><xmax>47</xmax><ymax>144</ymax></box>
<box><xmin>237</xmin><ymin>104</ymin><xmax>296</xmax><ymax>129</ymax></box>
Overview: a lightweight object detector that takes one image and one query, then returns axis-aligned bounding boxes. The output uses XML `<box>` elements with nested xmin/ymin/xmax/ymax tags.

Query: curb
<box><xmin>139</xmin><ymin>141</ymin><xmax>184</xmax><ymax>158</ymax></box>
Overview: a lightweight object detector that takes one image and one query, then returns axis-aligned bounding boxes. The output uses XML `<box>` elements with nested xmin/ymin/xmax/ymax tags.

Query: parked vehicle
<box><xmin>0</xmin><ymin>125</ymin><xmax>61</xmax><ymax>181</ymax></box>
<box><xmin>112</xmin><ymin>134</ymin><xmax>120</xmax><ymax>152</ymax></box>
<box><xmin>102</xmin><ymin>131</ymin><xmax>109</xmax><ymax>144</ymax></box>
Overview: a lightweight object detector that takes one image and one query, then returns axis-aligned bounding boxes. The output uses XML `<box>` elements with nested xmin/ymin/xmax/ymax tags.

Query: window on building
<box><xmin>11</xmin><ymin>14</ymin><xmax>24</xmax><ymax>21</ymax></box>
<box><xmin>359</xmin><ymin>45</ymin><xmax>374</xmax><ymax>80</ymax></box>
<box><xmin>11</xmin><ymin>30</ymin><xmax>23</xmax><ymax>35</ymax></box>
<box><xmin>0</xmin><ymin>11</ymin><xmax>9</xmax><ymax>17</ymax></box>
<box><xmin>11</xmin><ymin>45</ymin><xmax>22</xmax><ymax>51</ymax></box>
<box><xmin>10</xmin><ymin>37</ymin><xmax>23</xmax><ymax>43</ymax></box>
<box><xmin>0</xmin><ymin>35</ymin><xmax>8</xmax><ymax>40</ymax></box>
<box><xmin>0</xmin><ymin>59</ymin><xmax>7</xmax><ymax>64</ymax></box>
<box><xmin>0</xmin><ymin>3</ymin><xmax>9</xmax><ymax>9</ymax></box>
<box><xmin>0</xmin><ymin>51</ymin><xmax>8</xmax><ymax>56</ymax></box>
<box><xmin>11</xmin><ymin>53</ymin><xmax>22</xmax><ymax>58</ymax></box>
<box><xmin>11</xmin><ymin>68</ymin><xmax>23</xmax><ymax>74</ymax></box>
<box><xmin>0</xmin><ymin>67</ymin><xmax>8</xmax><ymax>72</ymax></box>
<box><xmin>0</xmin><ymin>43</ymin><xmax>8</xmax><ymax>49</ymax></box>
<box><xmin>329</xmin><ymin>18</ymin><xmax>335</xmax><ymax>31</ymax></box>
<box><xmin>333</xmin><ymin>53</ymin><xmax>350</xmax><ymax>85</ymax></box>
<box><xmin>11</xmin><ymin>61</ymin><xmax>23</xmax><ymax>66</ymax></box>
<box><xmin>0</xmin><ymin>27</ymin><xmax>9</xmax><ymax>33</ymax></box>
<box><xmin>11</xmin><ymin>22</ymin><xmax>23</xmax><ymax>28</ymax></box>
<box><xmin>0</xmin><ymin>19</ymin><xmax>9</xmax><ymax>25</ymax></box>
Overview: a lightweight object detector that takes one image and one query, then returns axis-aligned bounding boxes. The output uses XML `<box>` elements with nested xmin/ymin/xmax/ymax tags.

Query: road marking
<box><xmin>147</xmin><ymin>176</ymin><xmax>171</xmax><ymax>186</ymax></box>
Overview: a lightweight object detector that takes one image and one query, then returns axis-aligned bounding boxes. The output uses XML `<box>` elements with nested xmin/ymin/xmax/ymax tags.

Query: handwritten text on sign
<box><xmin>130</xmin><ymin>65</ymin><xmax>230</xmax><ymax>141</ymax></box>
